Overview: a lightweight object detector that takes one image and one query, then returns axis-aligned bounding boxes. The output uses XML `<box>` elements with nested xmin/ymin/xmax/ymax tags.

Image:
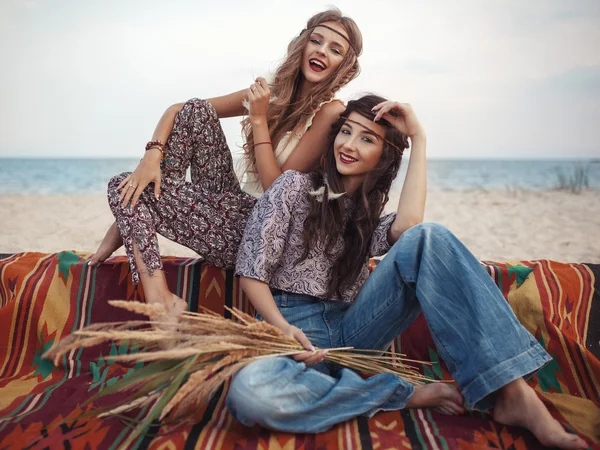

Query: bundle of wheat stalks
<box><xmin>44</xmin><ymin>300</ymin><xmax>433</xmax><ymax>446</ymax></box>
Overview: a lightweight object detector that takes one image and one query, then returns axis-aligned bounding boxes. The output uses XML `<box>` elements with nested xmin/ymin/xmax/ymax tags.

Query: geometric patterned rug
<box><xmin>0</xmin><ymin>252</ymin><xmax>598</xmax><ymax>449</ymax></box>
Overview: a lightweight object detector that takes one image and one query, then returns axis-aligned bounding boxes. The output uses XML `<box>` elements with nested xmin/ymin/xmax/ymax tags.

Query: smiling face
<box><xmin>333</xmin><ymin>112</ymin><xmax>386</xmax><ymax>190</ymax></box>
<box><xmin>301</xmin><ymin>21</ymin><xmax>350</xmax><ymax>87</ymax></box>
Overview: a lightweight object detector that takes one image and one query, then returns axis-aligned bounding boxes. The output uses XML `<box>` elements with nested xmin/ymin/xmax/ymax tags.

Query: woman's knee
<box><xmin>403</xmin><ymin>222</ymin><xmax>453</xmax><ymax>243</ymax></box>
<box><xmin>178</xmin><ymin>98</ymin><xmax>219</xmax><ymax>128</ymax></box>
<box><xmin>387</xmin><ymin>222</ymin><xmax>456</xmax><ymax>261</ymax></box>
<box><xmin>226</xmin><ymin>357</ymin><xmax>300</xmax><ymax>425</ymax></box>
<box><xmin>228</xmin><ymin>357</ymin><xmax>294</xmax><ymax>400</ymax></box>
<box><xmin>107</xmin><ymin>172</ymin><xmax>130</xmax><ymax>194</ymax></box>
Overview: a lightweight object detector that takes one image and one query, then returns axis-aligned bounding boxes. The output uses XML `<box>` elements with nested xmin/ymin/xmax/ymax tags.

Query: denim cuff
<box><xmin>365</xmin><ymin>378</ymin><xmax>415</xmax><ymax>418</ymax></box>
<box><xmin>462</xmin><ymin>343</ymin><xmax>552</xmax><ymax>411</ymax></box>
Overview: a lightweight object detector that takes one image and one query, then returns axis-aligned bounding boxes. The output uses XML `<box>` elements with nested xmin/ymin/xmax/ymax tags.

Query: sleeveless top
<box><xmin>240</xmin><ymin>98</ymin><xmax>339</xmax><ymax>198</ymax></box>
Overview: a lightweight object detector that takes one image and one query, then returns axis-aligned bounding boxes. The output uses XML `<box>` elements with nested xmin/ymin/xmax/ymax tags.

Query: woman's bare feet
<box><xmin>167</xmin><ymin>293</ymin><xmax>188</xmax><ymax>317</ymax></box>
<box><xmin>150</xmin><ymin>294</ymin><xmax>188</xmax><ymax>349</ymax></box>
<box><xmin>406</xmin><ymin>383</ymin><xmax>465</xmax><ymax>415</ymax></box>
<box><xmin>493</xmin><ymin>378</ymin><xmax>588</xmax><ymax>449</ymax></box>
<box><xmin>88</xmin><ymin>221</ymin><xmax>123</xmax><ymax>267</ymax></box>
<box><xmin>151</xmin><ymin>293</ymin><xmax>187</xmax><ymax>325</ymax></box>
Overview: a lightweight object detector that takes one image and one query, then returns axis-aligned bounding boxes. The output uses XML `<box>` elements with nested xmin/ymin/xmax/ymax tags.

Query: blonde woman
<box><xmin>90</xmin><ymin>9</ymin><xmax>363</xmax><ymax>317</ymax></box>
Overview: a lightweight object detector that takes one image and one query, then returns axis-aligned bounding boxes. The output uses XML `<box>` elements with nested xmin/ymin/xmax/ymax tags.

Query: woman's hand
<box><xmin>282</xmin><ymin>324</ymin><xmax>328</xmax><ymax>367</ymax></box>
<box><xmin>247</xmin><ymin>77</ymin><xmax>270</xmax><ymax>123</ymax></box>
<box><xmin>372</xmin><ymin>101</ymin><xmax>425</xmax><ymax>139</ymax></box>
<box><xmin>118</xmin><ymin>150</ymin><xmax>162</xmax><ymax>208</ymax></box>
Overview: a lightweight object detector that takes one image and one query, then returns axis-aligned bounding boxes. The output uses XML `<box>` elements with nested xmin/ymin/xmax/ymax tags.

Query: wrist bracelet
<box><xmin>146</xmin><ymin>140</ymin><xmax>165</xmax><ymax>160</ymax></box>
<box><xmin>254</xmin><ymin>141</ymin><xmax>272</xmax><ymax>148</ymax></box>
<box><xmin>145</xmin><ymin>140</ymin><xmax>169</xmax><ymax>169</ymax></box>
<box><xmin>145</xmin><ymin>140</ymin><xmax>164</xmax><ymax>151</ymax></box>
<box><xmin>147</xmin><ymin>146</ymin><xmax>165</xmax><ymax>157</ymax></box>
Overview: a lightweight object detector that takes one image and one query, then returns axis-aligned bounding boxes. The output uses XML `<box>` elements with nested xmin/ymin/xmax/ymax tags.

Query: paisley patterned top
<box><xmin>236</xmin><ymin>171</ymin><xmax>396</xmax><ymax>301</ymax></box>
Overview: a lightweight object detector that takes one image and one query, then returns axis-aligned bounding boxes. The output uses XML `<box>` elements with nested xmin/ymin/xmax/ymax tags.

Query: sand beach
<box><xmin>1</xmin><ymin>189</ymin><xmax>598</xmax><ymax>263</ymax></box>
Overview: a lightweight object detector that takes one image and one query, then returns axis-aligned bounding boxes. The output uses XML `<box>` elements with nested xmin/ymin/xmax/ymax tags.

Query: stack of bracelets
<box><xmin>145</xmin><ymin>140</ymin><xmax>169</xmax><ymax>169</ymax></box>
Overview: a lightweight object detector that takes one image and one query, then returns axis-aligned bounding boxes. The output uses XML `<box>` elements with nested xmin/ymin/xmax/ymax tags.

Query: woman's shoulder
<box><xmin>275</xmin><ymin>170</ymin><xmax>314</xmax><ymax>190</ymax></box>
<box><xmin>319</xmin><ymin>98</ymin><xmax>345</xmax><ymax>112</ymax></box>
<box><xmin>306</xmin><ymin>99</ymin><xmax>345</xmax><ymax>130</ymax></box>
<box><xmin>266</xmin><ymin>170</ymin><xmax>313</xmax><ymax>196</ymax></box>
<box><xmin>315</xmin><ymin>99</ymin><xmax>345</xmax><ymax>119</ymax></box>
<box><xmin>261</xmin><ymin>171</ymin><xmax>313</xmax><ymax>209</ymax></box>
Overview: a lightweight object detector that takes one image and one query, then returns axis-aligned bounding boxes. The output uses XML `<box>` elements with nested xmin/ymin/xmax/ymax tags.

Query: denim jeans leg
<box><xmin>226</xmin><ymin>356</ymin><xmax>414</xmax><ymax>433</ymax></box>
<box><xmin>342</xmin><ymin>222</ymin><xmax>551</xmax><ymax>410</ymax></box>
<box><xmin>226</xmin><ymin>292</ymin><xmax>414</xmax><ymax>432</ymax></box>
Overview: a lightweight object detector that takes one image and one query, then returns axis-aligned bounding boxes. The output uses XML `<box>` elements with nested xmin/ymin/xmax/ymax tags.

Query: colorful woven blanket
<box><xmin>0</xmin><ymin>252</ymin><xmax>598</xmax><ymax>449</ymax></box>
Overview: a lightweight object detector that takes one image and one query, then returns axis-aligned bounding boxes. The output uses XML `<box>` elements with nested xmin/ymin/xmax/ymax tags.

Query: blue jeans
<box><xmin>226</xmin><ymin>223</ymin><xmax>551</xmax><ymax>433</ymax></box>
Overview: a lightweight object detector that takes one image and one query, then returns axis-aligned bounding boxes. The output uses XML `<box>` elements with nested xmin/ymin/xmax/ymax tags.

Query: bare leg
<box><xmin>132</xmin><ymin>241</ymin><xmax>187</xmax><ymax>320</ymax></box>
<box><xmin>406</xmin><ymin>384</ymin><xmax>465</xmax><ymax>416</ymax></box>
<box><xmin>88</xmin><ymin>221</ymin><xmax>123</xmax><ymax>267</ymax></box>
<box><xmin>493</xmin><ymin>378</ymin><xmax>588</xmax><ymax>449</ymax></box>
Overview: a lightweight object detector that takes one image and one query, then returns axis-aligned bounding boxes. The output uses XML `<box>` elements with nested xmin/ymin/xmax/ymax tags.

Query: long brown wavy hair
<box><xmin>300</xmin><ymin>95</ymin><xmax>408</xmax><ymax>298</ymax></box>
<box><xmin>241</xmin><ymin>8</ymin><xmax>363</xmax><ymax>171</ymax></box>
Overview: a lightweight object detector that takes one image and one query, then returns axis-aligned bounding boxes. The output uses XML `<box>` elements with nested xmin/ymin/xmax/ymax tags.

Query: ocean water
<box><xmin>0</xmin><ymin>158</ymin><xmax>599</xmax><ymax>194</ymax></box>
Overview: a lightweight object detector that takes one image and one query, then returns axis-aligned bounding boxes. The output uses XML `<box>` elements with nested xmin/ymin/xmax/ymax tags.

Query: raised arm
<box><xmin>149</xmin><ymin>89</ymin><xmax>247</xmax><ymax>144</ymax></box>
<box><xmin>247</xmin><ymin>79</ymin><xmax>345</xmax><ymax>191</ymax></box>
<box><xmin>257</xmin><ymin>100</ymin><xmax>345</xmax><ymax>191</ymax></box>
<box><xmin>390</xmin><ymin>131</ymin><xmax>426</xmax><ymax>240</ymax></box>
<box><xmin>149</xmin><ymin>89</ymin><xmax>248</xmax><ymax>146</ymax></box>
<box><xmin>246</xmin><ymin>78</ymin><xmax>276</xmax><ymax>188</ymax></box>
<box><xmin>206</xmin><ymin>89</ymin><xmax>248</xmax><ymax>118</ymax></box>
<box><xmin>280</xmin><ymin>100</ymin><xmax>345</xmax><ymax>173</ymax></box>
<box><xmin>371</xmin><ymin>101</ymin><xmax>427</xmax><ymax>244</ymax></box>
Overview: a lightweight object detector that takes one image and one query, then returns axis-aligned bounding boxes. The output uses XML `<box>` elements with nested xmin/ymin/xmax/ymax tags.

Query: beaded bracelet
<box><xmin>147</xmin><ymin>146</ymin><xmax>165</xmax><ymax>158</ymax></box>
<box><xmin>145</xmin><ymin>140</ymin><xmax>169</xmax><ymax>169</ymax></box>
<box><xmin>145</xmin><ymin>140</ymin><xmax>164</xmax><ymax>151</ymax></box>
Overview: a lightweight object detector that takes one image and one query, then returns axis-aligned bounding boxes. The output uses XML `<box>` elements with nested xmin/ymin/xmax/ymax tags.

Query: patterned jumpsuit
<box><xmin>107</xmin><ymin>99</ymin><xmax>257</xmax><ymax>283</ymax></box>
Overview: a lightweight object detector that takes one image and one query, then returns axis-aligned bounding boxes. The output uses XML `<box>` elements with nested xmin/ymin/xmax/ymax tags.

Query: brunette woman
<box><xmin>227</xmin><ymin>95</ymin><xmax>587</xmax><ymax>450</ymax></box>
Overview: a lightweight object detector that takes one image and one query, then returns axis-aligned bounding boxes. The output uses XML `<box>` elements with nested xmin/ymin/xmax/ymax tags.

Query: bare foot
<box><xmin>167</xmin><ymin>293</ymin><xmax>188</xmax><ymax>317</ymax></box>
<box><xmin>88</xmin><ymin>222</ymin><xmax>123</xmax><ymax>267</ymax></box>
<box><xmin>493</xmin><ymin>378</ymin><xmax>588</xmax><ymax>449</ymax></box>
<box><xmin>406</xmin><ymin>383</ymin><xmax>465</xmax><ymax>415</ymax></box>
<box><xmin>150</xmin><ymin>294</ymin><xmax>188</xmax><ymax>349</ymax></box>
<box><xmin>152</xmin><ymin>293</ymin><xmax>186</xmax><ymax>325</ymax></box>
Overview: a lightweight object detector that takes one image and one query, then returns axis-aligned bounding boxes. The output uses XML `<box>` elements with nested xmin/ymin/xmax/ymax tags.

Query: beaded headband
<box><xmin>301</xmin><ymin>23</ymin><xmax>356</xmax><ymax>55</ymax></box>
<box><xmin>342</xmin><ymin>117</ymin><xmax>405</xmax><ymax>153</ymax></box>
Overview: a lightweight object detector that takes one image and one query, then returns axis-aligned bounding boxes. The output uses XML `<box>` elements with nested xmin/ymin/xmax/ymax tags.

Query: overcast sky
<box><xmin>1</xmin><ymin>0</ymin><xmax>599</xmax><ymax>159</ymax></box>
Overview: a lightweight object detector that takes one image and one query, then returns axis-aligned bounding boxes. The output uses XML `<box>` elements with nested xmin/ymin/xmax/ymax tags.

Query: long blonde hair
<box><xmin>241</xmin><ymin>8</ymin><xmax>363</xmax><ymax>169</ymax></box>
